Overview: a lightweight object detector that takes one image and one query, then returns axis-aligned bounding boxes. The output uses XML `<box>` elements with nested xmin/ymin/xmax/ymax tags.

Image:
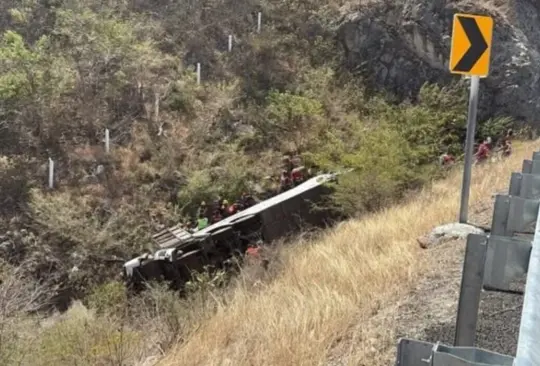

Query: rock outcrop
<box><xmin>338</xmin><ymin>0</ymin><xmax>540</xmax><ymax>126</ymax></box>
<box><xmin>417</xmin><ymin>222</ymin><xmax>485</xmax><ymax>249</ymax></box>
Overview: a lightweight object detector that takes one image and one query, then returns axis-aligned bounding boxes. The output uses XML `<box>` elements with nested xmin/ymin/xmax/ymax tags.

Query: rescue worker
<box><xmin>246</xmin><ymin>242</ymin><xmax>261</xmax><ymax>258</ymax></box>
<box><xmin>211</xmin><ymin>209</ymin><xmax>223</xmax><ymax>224</ymax></box>
<box><xmin>279</xmin><ymin>169</ymin><xmax>293</xmax><ymax>193</ymax></box>
<box><xmin>214</xmin><ymin>196</ymin><xmax>223</xmax><ymax>213</ymax></box>
<box><xmin>291</xmin><ymin>167</ymin><xmax>304</xmax><ymax>186</ymax></box>
<box><xmin>501</xmin><ymin>129</ymin><xmax>513</xmax><ymax>157</ymax></box>
<box><xmin>196</xmin><ymin>213</ymin><xmax>209</xmax><ymax>230</ymax></box>
<box><xmin>245</xmin><ymin>241</ymin><xmax>269</xmax><ymax>270</ymax></box>
<box><xmin>227</xmin><ymin>201</ymin><xmax>240</xmax><ymax>216</ymax></box>
<box><xmin>197</xmin><ymin>201</ymin><xmax>208</xmax><ymax>219</ymax></box>
<box><xmin>474</xmin><ymin>137</ymin><xmax>491</xmax><ymax>164</ymax></box>
<box><xmin>291</xmin><ymin>153</ymin><xmax>302</xmax><ymax>168</ymax></box>
<box><xmin>439</xmin><ymin>150</ymin><xmax>455</xmax><ymax>168</ymax></box>
<box><xmin>240</xmin><ymin>192</ymin><xmax>256</xmax><ymax>208</ymax></box>
<box><xmin>282</xmin><ymin>155</ymin><xmax>294</xmax><ymax>175</ymax></box>
<box><xmin>220</xmin><ymin>199</ymin><xmax>230</xmax><ymax>217</ymax></box>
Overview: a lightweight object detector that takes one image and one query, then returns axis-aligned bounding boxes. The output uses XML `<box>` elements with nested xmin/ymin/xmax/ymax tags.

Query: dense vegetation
<box><xmin>0</xmin><ymin>0</ymin><xmax>520</xmax><ymax>364</ymax></box>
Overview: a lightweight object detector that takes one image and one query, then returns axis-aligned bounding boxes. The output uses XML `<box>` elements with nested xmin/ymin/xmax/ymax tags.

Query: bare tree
<box><xmin>0</xmin><ymin>262</ymin><xmax>48</xmax><ymax>365</ymax></box>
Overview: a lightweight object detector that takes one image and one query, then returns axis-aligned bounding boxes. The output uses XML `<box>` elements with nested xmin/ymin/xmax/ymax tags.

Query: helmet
<box><xmin>201</xmin><ymin>201</ymin><xmax>206</xmax><ymax>206</ymax></box>
<box><xmin>223</xmin><ymin>199</ymin><xmax>229</xmax><ymax>205</ymax></box>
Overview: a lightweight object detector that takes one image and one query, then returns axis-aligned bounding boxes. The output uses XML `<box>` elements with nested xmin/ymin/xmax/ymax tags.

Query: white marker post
<box><xmin>448</xmin><ymin>13</ymin><xmax>493</xmax><ymax>224</ymax></box>
<box><xmin>196</xmin><ymin>62</ymin><xmax>201</xmax><ymax>85</ymax></box>
<box><xmin>105</xmin><ymin>128</ymin><xmax>110</xmax><ymax>153</ymax></box>
<box><xmin>257</xmin><ymin>12</ymin><xmax>261</xmax><ymax>33</ymax></box>
<box><xmin>48</xmin><ymin>158</ymin><xmax>54</xmax><ymax>189</ymax></box>
<box><xmin>228</xmin><ymin>35</ymin><xmax>233</xmax><ymax>52</ymax></box>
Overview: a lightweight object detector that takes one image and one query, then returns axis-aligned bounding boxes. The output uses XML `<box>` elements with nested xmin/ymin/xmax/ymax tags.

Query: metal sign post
<box><xmin>449</xmin><ymin>13</ymin><xmax>494</xmax><ymax>223</ymax></box>
<box><xmin>459</xmin><ymin>76</ymin><xmax>481</xmax><ymax>223</ymax></box>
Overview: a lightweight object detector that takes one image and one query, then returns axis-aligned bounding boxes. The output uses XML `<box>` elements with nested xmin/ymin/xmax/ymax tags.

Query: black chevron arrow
<box><xmin>453</xmin><ymin>16</ymin><xmax>488</xmax><ymax>72</ymax></box>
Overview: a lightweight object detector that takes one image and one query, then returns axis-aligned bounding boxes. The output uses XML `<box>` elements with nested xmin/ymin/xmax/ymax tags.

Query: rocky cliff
<box><xmin>338</xmin><ymin>0</ymin><xmax>540</xmax><ymax>126</ymax></box>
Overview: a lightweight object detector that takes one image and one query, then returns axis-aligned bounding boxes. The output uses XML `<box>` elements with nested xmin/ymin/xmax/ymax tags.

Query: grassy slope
<box><xmin>158</xmin><ymin>139</ymin><xmax>540</xmax><ymax>366</ymax></box>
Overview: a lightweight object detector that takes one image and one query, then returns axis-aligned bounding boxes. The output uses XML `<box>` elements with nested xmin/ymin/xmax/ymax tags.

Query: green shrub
<box><xmin>35</xmin><ymin>303</ymin><xmax>141</xmax><ymax>366</ymax></box>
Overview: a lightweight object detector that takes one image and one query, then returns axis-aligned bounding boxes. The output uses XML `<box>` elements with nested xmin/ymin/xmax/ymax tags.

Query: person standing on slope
<box><xmin>279</xmin><ymin>170</ymin><xmax>293</xmax><ymax>192</ymax></box>
<box><xmin>474</xmin><ymin>137</ymin><xmax>491</xmax><ymax>165</ymax></box>
<box><xmin>196</xmin><ymin>213</ymin><xmax>209</xmax><ymax>230</ymax></box>
<box><xmin>501</xmin><ymin>129</ymin><xmax>513</xmax><ymax>158</ymax></box>
<box><xmin>439</xmin><ymin>149</ymin><xmax>455</xmax><ymax>168</ymax></box>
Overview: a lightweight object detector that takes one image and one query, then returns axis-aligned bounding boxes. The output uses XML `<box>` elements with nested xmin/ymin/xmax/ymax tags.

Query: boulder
<box><xmin>418</xmin><ymin>222</ymin><xmax>485</xmax><ymax>249</ymax></box>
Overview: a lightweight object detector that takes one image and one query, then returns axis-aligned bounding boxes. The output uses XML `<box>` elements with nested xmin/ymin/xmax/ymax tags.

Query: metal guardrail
<box><xmin>395</xmin><ymin>151</ymin><xmax>540</xmax><ymax>366</ymax></box>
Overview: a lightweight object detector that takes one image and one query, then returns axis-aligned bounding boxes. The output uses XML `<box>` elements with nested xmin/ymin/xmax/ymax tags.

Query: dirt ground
<box><xmin>327</xmin><ymin>191</ymin><xmax>524</xmax><ymax>365</ymax></box>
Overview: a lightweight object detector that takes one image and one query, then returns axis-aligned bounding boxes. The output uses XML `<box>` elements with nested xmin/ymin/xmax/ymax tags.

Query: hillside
<box><xmin>0</xmin><ymin>141</ymin><xmax>534</xmax><ymax>365</ymax></box>
<box><xmin>0</xmin><ymin>0</ymin><xmax>506</xmax><ymax>310</ymax></box>
<box><xmin>154</xmin><ymin>140</ymin><xmax>539</xmax><ymax>366</ymax></box>
<box><xmin>0</xmin><ymin>0</ymin><xmax>539</xmax><ymax>364</ymax></box>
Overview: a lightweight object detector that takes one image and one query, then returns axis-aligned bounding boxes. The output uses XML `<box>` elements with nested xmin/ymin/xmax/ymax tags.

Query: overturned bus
<box><xmin>123</xmin><ymin>172</ymin><xmax>342</xmax><ymax>292</ymax></box>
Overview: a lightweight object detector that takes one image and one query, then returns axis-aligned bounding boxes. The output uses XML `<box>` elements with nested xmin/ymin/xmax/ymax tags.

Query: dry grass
<box><xmin>155</xmin><ymin>140</ymin><xmax>539</xmax><ymax>366</ymax></box>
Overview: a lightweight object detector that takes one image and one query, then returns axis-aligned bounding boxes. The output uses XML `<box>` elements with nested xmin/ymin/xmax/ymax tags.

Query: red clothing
<box><xmin>228</xmin><ymin>204</ymin><xmax>238</xmax><ymax>215</ymax></box>
<box><xmin>246</xmin><ymin>247</ymin><xmax>260</xmax><ymax>258</ymax></box>
<box><xmin>476</xmin><ymin>143</ymin><xmax>490</xmax><ymax>161</ymax></box>
<box><xmin>291</xmin><ymin>169</ymin><xmax>304</xmax><ymax>183</ymax></box>
<box><xmin>280</xmin><ymin>174</ymin><xmax>291</xmax><ymax>186</ymax></box>
<box><xmin>442</xmin><ymin>154</ymin><xmax>455</xmax><ymax>165</ymax></box>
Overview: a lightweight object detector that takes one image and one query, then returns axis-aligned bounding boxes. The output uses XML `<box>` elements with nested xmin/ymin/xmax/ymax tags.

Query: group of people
<box><xmin>183</xmin><ymin>155</ymin><xmax>311</xmax><ymax>232</ymax></box>
<box><xmin>277</xmin><ymin>155</ymin><xmax>308</xmax><ymax>192</ymax></box>
<box><xmin>192</xmin><ymin>192</ymin><xmax>257</xmax><ymax>231</ymax></box>
<box><xmin>439</xmin><ymin>129</ymin><xmax>513</xmax><ymax>168</ymax></box>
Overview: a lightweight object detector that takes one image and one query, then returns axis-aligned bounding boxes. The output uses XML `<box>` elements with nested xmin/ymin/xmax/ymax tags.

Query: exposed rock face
<box><xmin>338</xmin><ymin>0</ymin><xmax>540</xmax><ymax>126</ymax></box>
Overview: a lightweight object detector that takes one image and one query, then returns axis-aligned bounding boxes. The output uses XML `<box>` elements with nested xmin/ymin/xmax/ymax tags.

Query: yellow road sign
<box><xmin>449</xmin><ymin>13</ymin><xmax>493</xmax><ymax>77</ymax></box>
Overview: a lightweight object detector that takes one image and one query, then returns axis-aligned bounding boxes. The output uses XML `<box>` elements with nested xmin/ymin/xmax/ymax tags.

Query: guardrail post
<box><xmin>514</xmin><ymin>203</ymin><xmax>540</xmax><ymax>365</ymax></box>
<box><xmin>454</xmin><ymin>234</ymin><xmax>487</xmax><ymax>346</ymax></box>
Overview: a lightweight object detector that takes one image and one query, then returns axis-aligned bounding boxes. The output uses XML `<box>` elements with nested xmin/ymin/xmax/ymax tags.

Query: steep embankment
<box><xmin>338</xmin><ymin>0</ymin><xmax>540</xmax><ymax>126</ymax></box>
<box><xmin>158</xmin><ymin>140</ymin><xmax>540</xmax><ymax>365</ymax></box>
